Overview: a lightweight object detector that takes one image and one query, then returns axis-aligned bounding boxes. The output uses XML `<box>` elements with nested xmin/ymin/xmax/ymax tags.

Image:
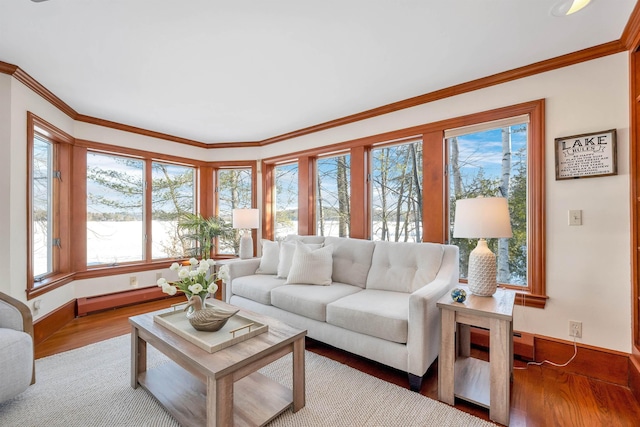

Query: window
<box><xmin>316</xmin><ymin>153</ymin><xmax>350</xmax><ymax>237</ymax></box>
<box><xmin>261</xmin><ymin>100</ymin><xmax>544</xmax><ymax>306</ymax></box>
<box><xmin>217</xmin><ymin>168</ymin><xmax>253</xmax><ymax>254</ymax></box>
<box><xmin>447</xmin><ymin>115</ymin><xmax>530</xmax><ymax>287</ymax></box>
<box><xmin>86</xmin><ymin>152</ymin><xmax>145</xmax><ymax>265</ymax></box>
<box><xmin>151</xmin><ymin>162</ymin><xmax>196</xmax><ymax>259</ymax></box>
<box><xmin>31</xmin><ymin>136</ymin><xmax>54</xmax><ymax>278</ymax></box>
<box><xmin>274</xmin><ymin>163</ymin><xmax>299</xmax><ymax>239</ymax></box>
<box><xmin>27</xmin><ymin>113</ymin><xmax>73</xmax><ymax>298</ymax></box>
<box><xmin>371</xmin><ymin>140</ymin><xmax>423</xmax><ymax>242</ymax></box>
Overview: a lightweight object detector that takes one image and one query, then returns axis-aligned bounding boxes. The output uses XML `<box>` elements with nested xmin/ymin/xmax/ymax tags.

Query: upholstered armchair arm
<box><xmin>0</xmin><ymin>292</ymin><xmax>35</xmax><ymax>385</ymax></box>
<box><xmin>0</xmin><ymin>292</ymin><xmax>32</xmax><ymax>334</ymax></box>
<box><xmin>225</xmin><ymin>259</ymin><xmax>261</xmax><ymax>302</ymax></box>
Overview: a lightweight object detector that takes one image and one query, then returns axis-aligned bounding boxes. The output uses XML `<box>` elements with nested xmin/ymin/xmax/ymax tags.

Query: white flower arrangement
<box><xmin>157</xmin><ymin>258</ymin><xmax>223</xmax><ymax>301</ymax></box>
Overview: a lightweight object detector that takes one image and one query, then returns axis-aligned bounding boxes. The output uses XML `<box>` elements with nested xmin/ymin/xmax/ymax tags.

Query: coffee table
<box><xmin>129</xmin><ymin>300</ymin><xmax>307</xmax><ymax>427</ymax></box>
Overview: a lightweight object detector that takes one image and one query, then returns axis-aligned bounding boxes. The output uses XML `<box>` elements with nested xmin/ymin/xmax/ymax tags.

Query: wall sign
<box><xmin>555</xmin><ymin>129</ymin><xmax>617</xmax><ymax>180</ymax></box>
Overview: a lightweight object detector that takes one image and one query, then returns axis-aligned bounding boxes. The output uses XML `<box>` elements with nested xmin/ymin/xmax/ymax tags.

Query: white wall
<box><xmin>258</xmin><ymin>53</ymin><xmax>632</xmax><ymax>353</ymax></box>
<box><xmin>2</xmin><ymin>52</ymin><xmax>632</xmax><ymax>353</ymax></box>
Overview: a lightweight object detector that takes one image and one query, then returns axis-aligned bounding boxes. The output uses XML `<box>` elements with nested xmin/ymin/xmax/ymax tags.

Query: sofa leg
<box><xmin>408</xmin><ymin>373</ymin><xmax>423</xmax><ymax>392</ymax></box>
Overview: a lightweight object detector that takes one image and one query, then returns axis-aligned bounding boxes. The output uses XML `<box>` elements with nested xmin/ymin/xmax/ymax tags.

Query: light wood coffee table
<box><xmin>129</xmin><ymin>300</ymin><xmax>306</xmax><ymax>427</ymax></box>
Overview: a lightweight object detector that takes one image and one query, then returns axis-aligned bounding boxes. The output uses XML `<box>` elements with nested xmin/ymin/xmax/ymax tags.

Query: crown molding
<box><xmin>259</xmin><ymin>40</ymin><xmax>626</xmax><ymax>146</ymax></box>
<box><xmin>0</xmin><ymin>60</ymin><xmax>77</xmax><ymax>118</ymax></box>
<box><xmin>75</xmin><ymin>114</ymin><xmax>261</xmax><ymax>149</ymax></box>
<box><xmin>622</xmin><ymin>0</ymin><xmax>640</xmax><ymax>50</ymax></box>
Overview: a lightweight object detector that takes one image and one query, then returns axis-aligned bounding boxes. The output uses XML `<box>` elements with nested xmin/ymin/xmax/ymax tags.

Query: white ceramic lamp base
<box><xmin>239</xmin><ymin>233</ymin><xmax>253</xmax><ymax>259</ymax></box>
<box><xmin>467</xmin><ymin>239</ymin><xmax>497</xmax><ymax>296</ymax></box>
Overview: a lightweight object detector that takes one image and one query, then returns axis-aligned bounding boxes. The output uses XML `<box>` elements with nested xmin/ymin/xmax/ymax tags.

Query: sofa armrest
<box><xmin>225</xmin><ymin>259</ymin><xmax>261</xmax><ymax>302</ymax></box>
<box><xmin>406</xmin><ymin>245</ymin><xmax>459</xmax><ymax>377</ymax></box>
<box><xmin>407</xmin><ymin>277</ymin><xmax>455</xmax><ymax>375</ymax></box>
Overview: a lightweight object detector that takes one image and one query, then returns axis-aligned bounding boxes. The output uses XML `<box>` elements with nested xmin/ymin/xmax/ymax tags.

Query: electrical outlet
<box><xmin>569</xmin><ymin>320</ymin><xmax>582</xmax><ymax>338</ymax></box>
<box><xmin>129</xmin><ymin>276</ymin><xmax>138</xmax><ymax>287</ymax></box>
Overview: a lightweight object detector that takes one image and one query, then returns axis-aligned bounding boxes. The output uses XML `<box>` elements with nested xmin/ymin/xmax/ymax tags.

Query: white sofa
<box><xmin>225</xmin><ymin>235</ymin><xmax>459</xmax><ymax>390</ymax></box>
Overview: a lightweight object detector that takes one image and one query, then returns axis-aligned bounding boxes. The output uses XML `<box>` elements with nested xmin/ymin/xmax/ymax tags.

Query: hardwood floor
<box><xmin>36</xmin><ymin>299</ymin><xmax>640</xmax><ymax>426</ymax></box>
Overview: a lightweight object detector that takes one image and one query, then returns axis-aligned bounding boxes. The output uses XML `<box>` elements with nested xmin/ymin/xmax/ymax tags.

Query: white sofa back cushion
<box><xmin>366</xmin><ymin>241</ymin><xmax>444</xmax><ymax>293</ymax></box>
<box><xmin>324</xmin><ymin>236</ymin><xmax>375</xmax><ymax>288</ymax></box>
<box><xmin>255</xmin><ymin>240</ymin><xmax>280</xmax><ymax>274</ymax></box>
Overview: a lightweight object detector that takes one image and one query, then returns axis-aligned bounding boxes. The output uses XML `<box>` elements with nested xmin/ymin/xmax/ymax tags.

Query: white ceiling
<box><xmin>0</xmin><ymin>0</ymin><xmax>636</xmax><ymax>143</ymax></box>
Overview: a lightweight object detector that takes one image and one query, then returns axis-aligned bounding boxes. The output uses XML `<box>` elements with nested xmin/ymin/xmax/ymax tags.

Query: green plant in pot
<box><xmin>177</xmin><ymin>213</ymin><xmax>233</xmax><ymax>259</ymax></box>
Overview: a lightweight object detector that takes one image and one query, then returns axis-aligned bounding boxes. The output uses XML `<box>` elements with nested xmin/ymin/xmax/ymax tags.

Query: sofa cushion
<box><xmin>326</xmin><ymin>289</ymin><xmax>410</xmax><ymax>344</ymax></box>
<box><xmin>286</xmin><ymin>242</ymin><xmax>334</xmax><ymax>285</ymax></box>
<box><xmin>231</xmin><ymin>274</ymin><xmax>286</xmax><ymax>305</ymax></box>
<box><xmin>271</xmin><ymin>283</ymin><xmax>362</xmax><ymax>322</ymax></box>
<box><xmin>324</xmin><ymin>236</ymin><xmax>375</xmax><ymax>288</ymax></box>
<box><xmin>277</xmin><ymin>241</ymin><xmax>323</xmax><ymax>279</ymax></box>
<box><xmin>366</xmin><ymin>241</ymin><xmax>444</xmax><ymax>293</ymax></box>
<box><xmin>255</xmin><ymin>240</ymin><xmax>280</xmax><ymax>274</ymax></box>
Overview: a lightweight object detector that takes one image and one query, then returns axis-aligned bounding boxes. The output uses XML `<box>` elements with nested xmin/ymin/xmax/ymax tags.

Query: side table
<box><xmin>437</xmin><ymin>286</ymin><xmax>515</xmax><ymax>426</ymax></box>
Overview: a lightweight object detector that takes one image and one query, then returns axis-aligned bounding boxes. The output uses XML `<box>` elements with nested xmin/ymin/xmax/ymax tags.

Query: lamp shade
<box><xmin>453</xmin><ymin>197</ymin><xmax>512</xmax><ymax>239</ymax></box>
<box><xmin>232</xmin><ymin>208</ymin><xmax>259</xmax><ymax>229</ymax></box>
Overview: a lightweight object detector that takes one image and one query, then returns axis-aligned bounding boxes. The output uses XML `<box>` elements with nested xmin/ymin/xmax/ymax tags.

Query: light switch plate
<box><xmin>569</xmin><ymin>210</ymin><xmax>582</xmax><ymax>226</ymax></box>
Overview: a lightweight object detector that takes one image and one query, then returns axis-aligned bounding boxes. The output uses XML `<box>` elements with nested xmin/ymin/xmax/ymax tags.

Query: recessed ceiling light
<box><xmin>551</xmin><ymin>0</ymin><xmax>593</xmax><ymax>17</ymax></box>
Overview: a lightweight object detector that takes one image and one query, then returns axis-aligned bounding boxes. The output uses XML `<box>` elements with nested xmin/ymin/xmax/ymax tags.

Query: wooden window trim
<box><xmin>26</xmin><ymin>112</ymin><xmax>74</xmax><ymax>300</ymax></box>
<box><xmin>262</xmin><ymin>100</ymin><xmax>546</xmax><ymax>308</ymax></box>
<box><xmin>211</xmin><ymin>162</ymin><xmax>258</xmax><ymax>257</ymax></box>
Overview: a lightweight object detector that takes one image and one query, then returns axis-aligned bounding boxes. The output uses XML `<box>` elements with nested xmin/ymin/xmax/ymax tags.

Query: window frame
<box><xmin>262</xmin><ymin>100</ymin><xmax>546</xmax><ymax>307</ymax></box>
<box><xmin>213</xmin><ymin>164</ymin><xmax>256</xmax><ymax>256</ymax></box>
<box><xmin>26</xmin><ymin>113</ymin><xmax>74</xmax><ymax>299</ymax></box>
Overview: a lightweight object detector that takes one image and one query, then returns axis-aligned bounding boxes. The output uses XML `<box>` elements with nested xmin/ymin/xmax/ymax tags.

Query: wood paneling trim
<box><xmin>262</xmin><ymin>161</ymin><xmax>274</xmax><ymax>240</ymax></box>
<box><xmin>33</xmin><ymin>299</ymin><xmax>76</xmax><ymax>346</ymax></box>
<box><xmin>631</xmin><ymin>45</ymin><xmax>640</xmax><ymax>350</ymax></box>
<box><xmin>534</xmin><ymin>336</ymin><xmax>630</xmax><ymax>386</ymax></box>
<box><xmin>70</xmin><ymin>145</ymin><xmax>88</xmax><ymax>272</ymax></box>
<box><xmin>258</xmin><ymin>42</ymin><xmax>623</xmax><ymax>147</ymax></box>
<box><xmin>297</xmin><ymin>156</ymin><xmax>314</xmax><ymax>235</ymax></box>
<box><xmin>622</xmin><ymin>1</ymin><xmax>640</xmax><ymax>51</ymax></box>
<box><xmin>1</xmin><ymin>61</ymin><xmax>77</xmax><ymax>118</ymax></box>
<box><xmin>630</xmin><ymin>351</ymin><xmax>640</xmax><ymax>402</ymax></box>
<box><xmin>422</xmin><ymin>131</ymin><xmax>445</xmax><ymax>243</ymax></box>
<box><xmin>349</xmin><ymin>146</ymin><xmax>368</xmax><ymax>239</ymax></box>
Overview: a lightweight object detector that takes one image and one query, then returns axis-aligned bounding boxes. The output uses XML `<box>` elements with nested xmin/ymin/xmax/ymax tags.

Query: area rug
<box><xmin>0</xmin><ymin>334</ymin><xmax>494</xmax><ymax>426</ymax></box>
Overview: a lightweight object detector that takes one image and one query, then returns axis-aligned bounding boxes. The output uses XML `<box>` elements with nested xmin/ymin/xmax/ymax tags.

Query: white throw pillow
<box><xmin>255</xmin><ymin>240</ymin><xmax>280</xmax><ymax>274</ymax></box>
<box><xmin>286</xmin><ymin>242</ymin><xmax>334</xmax><ymax>285</ymax></box>
<box><xmin>277</xmin><ymin>242</ymin><xmax>322</xmax><ymax>278</ymax></box>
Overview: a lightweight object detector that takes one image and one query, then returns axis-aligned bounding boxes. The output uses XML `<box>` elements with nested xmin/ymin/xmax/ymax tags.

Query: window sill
<box><xmin>27</xmin><ymin>272</ymin><xmax>75</xmax><ymax>300</ymax></box>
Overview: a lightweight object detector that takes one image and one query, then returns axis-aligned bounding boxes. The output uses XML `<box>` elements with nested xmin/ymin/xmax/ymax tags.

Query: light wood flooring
<box><xmin>35</xmin><ymin>298</ymin><xmax>640</xmax><ymax>427</ymax></box>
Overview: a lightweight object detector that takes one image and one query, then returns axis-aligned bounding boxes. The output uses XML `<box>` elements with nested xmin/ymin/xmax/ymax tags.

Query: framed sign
<box><xmin>555</xmin><ymin>129</ymin><xmax>617</xmax><ymax>180</ymax></box>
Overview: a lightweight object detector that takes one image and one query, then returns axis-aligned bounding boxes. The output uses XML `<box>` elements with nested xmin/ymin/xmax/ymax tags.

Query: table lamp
<box><xmin>453</xmin><ymin>197</ymin><xmax>513</xmax><ymax>296</ymax></box>
<box><xmin>232</xmin><ymin>208</ymin><xmax>259</xmax><ymax>259</ymax></box>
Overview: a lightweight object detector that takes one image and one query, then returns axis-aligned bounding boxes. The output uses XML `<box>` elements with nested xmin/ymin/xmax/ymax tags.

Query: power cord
<box><xmin>514</xmin><ymin>337</ymin><xmax>578</xmax><ymax>370</ymax></box>
<box><xmin>513</xmin><ymin>291</ymin><xmax>579</xmax><ymax>370</ymax></box>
